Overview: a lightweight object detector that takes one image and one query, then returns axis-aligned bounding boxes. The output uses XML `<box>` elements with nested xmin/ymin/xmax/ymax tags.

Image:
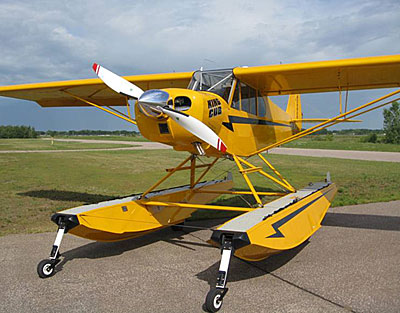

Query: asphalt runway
<box><xmin>268</xmin><ymin>147</ymin><xmax>400</xmax><ymax>163</ymax></box>
<box><xmin>1</xmin><ymin>201</ymin><xmax>399</xmax><ymax>313</ymax></box>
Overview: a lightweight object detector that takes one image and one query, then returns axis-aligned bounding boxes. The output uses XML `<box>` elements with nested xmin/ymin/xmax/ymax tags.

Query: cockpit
<box><xmin>188</xmin><ymin>69</ymin><xmax>267</xmax><ymax>117</ymax></box>
<box><xmin>188</xmin><ymin>69</ymin><xmax>234</xmax><ymax>103</ymax></box>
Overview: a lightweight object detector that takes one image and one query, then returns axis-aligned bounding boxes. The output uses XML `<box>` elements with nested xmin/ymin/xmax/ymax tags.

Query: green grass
<box><xmin>1</xmin><ymin>148</ymin><xmax>400</xmax><ymax>237</ymax></box>
<box><xmin>283</xmin><ymin>134</ymin><xmax>400</xmax><ymax>152</ymax></box>
<box><xmin>0</xmin><ymin>138</ymin><xmax>132</xmax><ymax>151</ymax></box>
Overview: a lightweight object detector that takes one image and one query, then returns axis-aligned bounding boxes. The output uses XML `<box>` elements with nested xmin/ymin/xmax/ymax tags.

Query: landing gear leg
<box><xmin>37</xmin><ymin>221</ymin><xmax>65</xmax><ymax>278</ymax></box>
<box><xmin>205</xmin><ymin>236</ymin><xmax>233</xmax><ymax>313</ymax></box>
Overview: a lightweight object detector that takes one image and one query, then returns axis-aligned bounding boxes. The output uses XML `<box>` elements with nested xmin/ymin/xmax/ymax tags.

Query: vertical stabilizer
<box><xmin>286</xmin><ymin>94</ymin><xmax>302</xmax><ymax>132</ymax></box>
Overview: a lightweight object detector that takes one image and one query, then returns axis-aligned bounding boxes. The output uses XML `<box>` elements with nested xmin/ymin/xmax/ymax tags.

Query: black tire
<box><xmin>205</xmin><ymin>288</ymin><xmax>224</xmax><ymax>312</ymax></box>
<box><xmin>37</xmin><ymin>259</ymin><xmax>55</xmax><ymax>278</ymax></box>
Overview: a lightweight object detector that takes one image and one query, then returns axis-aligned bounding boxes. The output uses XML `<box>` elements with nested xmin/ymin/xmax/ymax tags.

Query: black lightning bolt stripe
<box><xmin>266</xmin><ymin>190</ymin><xmax>330</xmax><ymax>238</ymax></box>
<box><xmin>222</xmin><ymin>115</ymin><xmax>291</xmax><ymax>132</ymax></box>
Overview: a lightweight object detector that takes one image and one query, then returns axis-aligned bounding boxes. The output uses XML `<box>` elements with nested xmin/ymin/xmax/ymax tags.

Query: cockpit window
<box><xmin>232</xmin><ymin>82</ymin><xmax>240</xmax><ymax>110</ymax></box>
<box><xmin>241</xmin><ymin>83</ymin><xmax>256</xmax><ymax>115</ymax></box>
<box><xmin>257</xmin><ymin>92</ymin><xmax>266</xmax><ymax>117</ymax></box>
<box><xmin>188</xmin><ymin>69</ymin><xmax>233</xmax><ymax>102</ymax></box>
<box><xmin>174</xmin><ymin>96</ymin><xmax>191</xmax><ymax>111</ymax></box>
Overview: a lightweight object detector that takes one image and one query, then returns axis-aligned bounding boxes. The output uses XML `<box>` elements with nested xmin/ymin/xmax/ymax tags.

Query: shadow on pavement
<box><xmin>54</xmin><ymin>219</ymin><xmax>224</xmax><ymax>274</ymax></box>
<box><xmin>196</xmin><ymin>240</ymin><xmax>309</xmax><ymax>287</ymax></box>
<box><xmin>322</xmin><ymin>212</ymin><xmax>400</xmax><ymax>231</ymax></box>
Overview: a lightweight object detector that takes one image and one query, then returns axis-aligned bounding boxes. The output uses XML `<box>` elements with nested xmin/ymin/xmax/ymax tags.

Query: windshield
<box><xmin>188</xmin><ymin>69</ymin><xmax>234</xmax><ymax>102</ymax></box>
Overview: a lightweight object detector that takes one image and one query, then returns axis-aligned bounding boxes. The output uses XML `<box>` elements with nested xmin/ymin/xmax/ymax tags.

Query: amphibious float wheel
<box><xmin>37</xmin><ymin>259</ymin><xmax>55</xmax><ymax>278</ymax></box>
<box><xmin>205</xmin><ymin>288</ymin><xmax>224</xmax><ymax>312</ymax></box>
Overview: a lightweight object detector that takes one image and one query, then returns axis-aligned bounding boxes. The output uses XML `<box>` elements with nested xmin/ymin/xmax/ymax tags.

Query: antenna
<box><xmin>199</xmin><ymin>66</ymin><xmax>203</xmax><ymax>90</ymax></box>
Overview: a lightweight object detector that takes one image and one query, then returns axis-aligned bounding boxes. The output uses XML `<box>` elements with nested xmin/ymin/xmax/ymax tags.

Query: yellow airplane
<box><xmin>1</xmin><ymin>54</ymin><xmax>400</xmax><ymax>312</ymax></box>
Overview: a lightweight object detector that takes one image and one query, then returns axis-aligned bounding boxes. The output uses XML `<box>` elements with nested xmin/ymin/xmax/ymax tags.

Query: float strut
<box><xmin>37</xmin><ymin>219</ymin><xmax>65</xmax><ymax>278</ymax></box>
<box><xmin>205</xmin><ymin>235</ymin><xmax>234</xmax><ymax>312</ymax></box>
<box><xmin>50</xmin><ymin>222</ymin><xmax>65</xmax><ymax>260</ymax></box>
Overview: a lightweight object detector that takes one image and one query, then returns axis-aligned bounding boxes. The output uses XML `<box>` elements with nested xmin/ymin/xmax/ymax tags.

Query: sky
<box><xmin>0</xmin><ymin>0</ymin><xmax>399</xmax><ymax>131</ymax></box>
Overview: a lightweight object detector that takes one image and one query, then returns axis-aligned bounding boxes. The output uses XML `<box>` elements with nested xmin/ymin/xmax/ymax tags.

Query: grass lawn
<box><xmin>283</xmin><ymin>134</ymin><xmax>400</xmax><ymax>152</ymax></box>
<box><xmin>1</xmin><ymin>148</ymin><xmax>400</xmax><ymax>236</ymax></box>
<box><xmin>0</xmin><ymin>138</ymin><xmax>132</xmax><ymax>151</ymax></box>
<box><xmin>57</xmin><ymin>133</ymin><xmax>400</xmax><ymax>151</ymax></box>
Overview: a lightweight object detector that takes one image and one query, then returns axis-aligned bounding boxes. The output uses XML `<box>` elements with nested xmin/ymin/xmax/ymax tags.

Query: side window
<box><xmin>174</xmin><ymin>96</ymin><xmax>191</xmax><ymax>111</ymax></box>
<box><xmin>249</xmin><ymin>88</ymin><xmax>256</xmax><ymax>115</ymax></box>
<box><xmin>231</xmin><ymin>81</ymin><xmax>259</xmax><ymax>116</ymax></box>
<box><xmin>241</xmin><ymin>84</ymin><xmax>256</xmax><ymax>115</ymax></box>
<box><xmin>257</xmin><ymin>92</ymin><xmax>266</xmax><ymax>117</ymax></box>
<box><xmin>241</xmin><ymin>84</ymin><xmax>250</xmax><ymax>113</ymax></box>
<box><xmin>231</xmin><ymin>82</ymin><xmax>240</xmax><ymax>110</ymax></box>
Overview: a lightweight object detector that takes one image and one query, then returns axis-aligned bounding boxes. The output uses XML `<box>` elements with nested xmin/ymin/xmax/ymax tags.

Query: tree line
<box><xmin>0</xmin><ymin>125</ymin><xmax>38</xmax><ymax>138</ymax></box>
<box><xmin>0</xmin><ymin>127</ymin><xmax>140</xmax><ymax>138</ymax></box>
<box><xmin>41</xmin><ymin>129</ymin><xmax>140</xmax><ymax>137</ymax></box>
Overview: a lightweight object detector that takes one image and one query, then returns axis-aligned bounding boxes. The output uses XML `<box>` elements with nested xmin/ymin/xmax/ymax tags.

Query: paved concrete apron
<box><xmin>0</xmin><ymin>201</ymin><xmax>399</xmax><ymax>313</ymax></box>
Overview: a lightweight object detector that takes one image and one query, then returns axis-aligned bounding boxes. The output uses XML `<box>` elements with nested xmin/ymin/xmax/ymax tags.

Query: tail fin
<box><xmin>286</xmin><ymin>94</ymin><xmax>302</xmax><ymax>132</ymax></box>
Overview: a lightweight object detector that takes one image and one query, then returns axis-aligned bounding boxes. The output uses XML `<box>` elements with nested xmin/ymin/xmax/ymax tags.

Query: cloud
<box><xmin>0</xmin><ymin>0</ymin><xmax>399</xmax><ymax>129</ymax></box>
<box><xmin>1</xmin><ymin>0</ymin><xmax>399</xmax><ymax>82</ymax></box>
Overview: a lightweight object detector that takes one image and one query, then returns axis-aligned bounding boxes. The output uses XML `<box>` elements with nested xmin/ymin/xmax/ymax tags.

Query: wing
<box><xmin>0</xmin><ymin>72</ymin><xmax>193</xmax><ymax>107</ymax></box>
<box><xmin>234</xmin><ymin>55</ymin><xmax>400</xmax><ymax>96</ymax></box>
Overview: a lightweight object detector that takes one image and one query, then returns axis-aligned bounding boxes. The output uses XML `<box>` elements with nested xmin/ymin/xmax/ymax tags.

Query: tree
<box><xmin>361</xmin><ymin>133</ymin><xmax>377</xmax><ymax>143</ymax></box>
<box><xmin>0</xmin><ymin>125</ymin><xmax>38</xmax><ymax>138</ymax></box>
<box><xmin>383</xmin><ymin>101</ymin><xmax>400</xmax><ymax>144</ymax></box>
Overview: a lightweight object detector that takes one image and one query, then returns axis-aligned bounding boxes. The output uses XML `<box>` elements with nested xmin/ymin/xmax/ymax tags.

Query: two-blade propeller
<box><xmin>92</xmin><ymin>63</ymin><xmax>228</xmax><ymax>153</ymax></box>
<box><xmin>93</xmin><ymin>63</ymin><xmax>144</xmax><ymax>99</ymax></box>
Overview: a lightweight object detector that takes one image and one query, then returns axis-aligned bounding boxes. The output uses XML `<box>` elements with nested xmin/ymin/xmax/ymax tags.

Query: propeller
<box><xmin>159</xmin><ymin>106</ymin><xmax>227</xmax><ymax>153</ymax></box>
<box><xmin>92</xmin><ymin>63</ymin><xmax>144</xmax><ymax>99</ymax></box>
<box><xmin>93</xmin><ymin>63</ymin><xmax>228</xmax><ymax>153</ymax></box>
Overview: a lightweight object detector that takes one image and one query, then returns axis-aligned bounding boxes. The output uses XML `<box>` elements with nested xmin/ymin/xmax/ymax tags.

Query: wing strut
<box><xmin>251</xmin><ymin>88</ymin><xmax>400</xmax><ymax>156</ymax></box>
<box><xmin>62</xmin><ymin>90</ymin><xmax>137</xmax><ymax>125</ymax></box>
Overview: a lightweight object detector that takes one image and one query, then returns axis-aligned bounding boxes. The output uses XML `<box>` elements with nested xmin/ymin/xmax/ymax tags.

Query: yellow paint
<box><xmin>251</xmin><ymin>89</ymin><xmax>400</xmax><ymax>155</ymax></box>
<box><xmin>0</xmin><ymin>71</ymin><xmax>193</xmax><ymax>107</ymax></box>
<box><xmin>234</xmin><ymin>54</ymin><xmax>400</xmax><ymax>95</ymax></box>
<box><xmin>69</xmin><ymin>178</ymin><xmax>233</xmax><ymax>242</ymax></box>
<box><xmin>0</xmin><ymin>55</ymin><xmax>397</xmax><ymax>250</ymax></box>
<box><xmin>1</xmin><ymin>55</ymin><xmax>399</xmax><ymax>157</ymax></box>
<box><xmin>233</xmin><ymin>183</ymin><xmax>337</xmax><ymax>261</ymax></box>
<box><xmin>136</xmin><ymin>88</ymin><xmax>294</xmax><ymax>157</ymax></box>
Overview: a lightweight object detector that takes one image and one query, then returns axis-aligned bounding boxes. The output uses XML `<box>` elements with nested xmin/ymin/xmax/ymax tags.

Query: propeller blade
<box><xmin>92</xmin><ymin>63</ymin><xmax>144</xmax><ymax>99</ymax></box>
<box><xmin>159</xmin><ymin>107</ymin><xmax>227</xmax><ymax>153</ymax></box>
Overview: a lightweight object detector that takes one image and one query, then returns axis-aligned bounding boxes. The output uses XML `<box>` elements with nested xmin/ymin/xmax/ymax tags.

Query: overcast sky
<box><xmin>0</xmin><ymin>0</ymin><xmax>399</xmax><ymax>131</ymax></box>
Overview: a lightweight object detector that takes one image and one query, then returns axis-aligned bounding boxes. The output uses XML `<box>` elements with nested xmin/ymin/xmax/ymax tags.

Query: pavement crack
<box><xmin>185</xmin><ymin>231</ymin><xmax>212</xmax><ymax>245</ymax></box>
<box><xmin>241</xmin><ymin>259</ymin><xmax>359</xmax><ymax>313</ymax></box>
<box><xmin>184</xmin><ymin>227</ymin><xmax>359</xmax><ymax>312</ymax></box>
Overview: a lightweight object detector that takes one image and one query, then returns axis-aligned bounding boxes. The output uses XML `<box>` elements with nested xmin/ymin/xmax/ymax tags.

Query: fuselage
<box><xmin>136</xmin><ymin>69</ymin><xmax>296</xmax><ymax>157</ymax></box>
